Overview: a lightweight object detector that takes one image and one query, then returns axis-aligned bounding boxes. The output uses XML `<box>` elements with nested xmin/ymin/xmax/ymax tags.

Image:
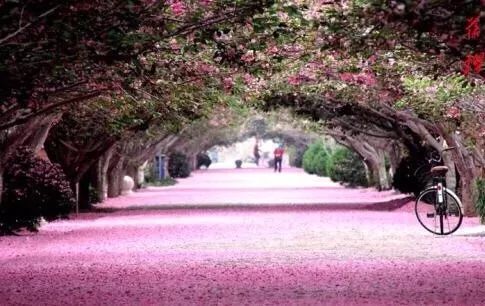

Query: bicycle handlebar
<box><xmin>428</xmin><ymin>147</ymin><xmax>456</xmax><ymax>164</ymax></box>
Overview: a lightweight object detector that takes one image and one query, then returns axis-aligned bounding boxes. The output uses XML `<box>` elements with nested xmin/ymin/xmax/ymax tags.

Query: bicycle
<box><xmin>415</xmin><ymin>147</ymin><xmax>464</xmax><ymax>235</ymax></box>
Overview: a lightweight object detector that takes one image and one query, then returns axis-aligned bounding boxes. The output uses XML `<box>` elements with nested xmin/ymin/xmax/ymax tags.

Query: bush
<box><xmin>476</xmin><ymin>178</ymin><xmax>485</xmax><ymax>224</ymax></box>
<box><xmin>168</xmin><ymin>152</ymin><xmax>191</xmax><ymax>178</ymax></box>
<box><xmin>328</xmin><ymin>148</ymin><xmax>368</xmax><ymax>187</ymax></box>
<box><xmin>235</xmin><ymin>160</ymin><xmax>242</xmax><ymax>168</ymax></box>
<box><xmin>0</xmin><ymin>147</ymin><xmax>75</xmax><ymax>235</ymax></box>
<box><xmin>313</xmin><ymin>149</ymin><xmax>330</xmax><ymax>176</ymax></box>
<box><xmin>196</xmin><ymin>153</ymin><xmax>212</xmax><ymax>169</ymax></box>
<box><xmin>392</xmin><ymin>154</ymin><xmax>431</xmax><ymax>196</ymax></box>
<box><xmin>302</xmin><ymin>142</ymin><xmax>329</xmax><ymax>175</ymax></box>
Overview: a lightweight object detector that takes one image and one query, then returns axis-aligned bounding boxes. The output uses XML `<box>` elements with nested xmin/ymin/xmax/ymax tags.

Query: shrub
<box><xmin>302</xmin><ymin>142</ymin><xmax>328</xmax><ymax>175</ymax></box>
<box><xmin>168</xmin><ymin>152</ymin><xmax>191</xmax><ymax>178</ymax></box>
<box><xmin>0</xmin><ymin>147</ymin><xmax>75</xmax><ymax>235</ymax></box>
<box><xmin>476</xmin><ymin>178</ymin><xmax>485</xmax><ymax>224</ymax></box>
<box><xmin>235</xmin><ymin>160</ymin><xmax>242</xmax><ymax>168</ymax></box>
<box><xmin>196</xmin><ymin>153</ymin><xmax>212</xmax><ymax>169</ymax></box>
<box><xmin>392</xmin><ymin>154</ymin><xmax>431</xmax><ymax>196</ymax></box>
<box><xmin>328</xmin><ymin>148</ymin><xmax>368</xmax><ymax>187</ymax></box>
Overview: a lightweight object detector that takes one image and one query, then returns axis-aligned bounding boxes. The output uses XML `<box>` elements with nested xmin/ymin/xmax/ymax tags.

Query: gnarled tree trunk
<box><xmin>77</xmin><ymin>173</ymin><xmax>91</xmax><ymax>211</ymax></box>
<box><xmin>0</xmin><ymin>167</ymin><xmax>3</xmax><ymax>206</ymax></box>
<box><xmin>94</xmin><ymin>146</ymin><xmax>115</xmax><ymax>203</ymax></box>
<box><xmin>445</xmin><ymin>133</ymin><xmax>481</xmax><ymax>216</ymax></box>
<box><xmin>107</xmin><ymin>154</ymin><xmax>125</xmax><ymax>198</ymax></box>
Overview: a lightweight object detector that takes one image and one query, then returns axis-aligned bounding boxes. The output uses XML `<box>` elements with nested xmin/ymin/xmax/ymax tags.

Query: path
<box><xmin>0</xmin><ymin>168</ymin><xmax>484</xmax><ymax>305</ymax></box>
<box><xmin>101</xmin><ymin>168</ymin><xmax>406</xmax><ymax>209</ymax></box>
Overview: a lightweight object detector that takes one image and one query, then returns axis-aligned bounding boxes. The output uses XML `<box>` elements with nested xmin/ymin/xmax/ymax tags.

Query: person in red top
<box><xmin>273</xmin><ymin>145</ymin><xmax>284</xmax><ymax>172</ymax></box>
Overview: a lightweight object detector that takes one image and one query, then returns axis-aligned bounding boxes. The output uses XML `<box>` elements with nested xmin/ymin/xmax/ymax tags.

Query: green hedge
<box><xmin>302</xmin><ymin>142</ymin><xmax>330</xmax><ymax>175</ymax></box>
<box><xmin>302</xmin><ymin>143</ymin><xmax>368</xmax><ymax>187</ymax></box>
<box><xmin>327</xmin><ymin>148</ymin><xmax>368</xmax><ymax>187</ymax></box>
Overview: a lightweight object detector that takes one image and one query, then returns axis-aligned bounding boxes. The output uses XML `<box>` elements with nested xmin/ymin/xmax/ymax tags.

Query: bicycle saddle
<box><xmin>430</xmin><ymin>165</ymin><xmax>448</xmax><ymax>177</ymax></box>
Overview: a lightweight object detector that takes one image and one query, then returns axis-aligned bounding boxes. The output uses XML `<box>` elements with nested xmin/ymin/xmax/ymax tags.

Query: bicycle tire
<box><xmin>415</xmin><ymin>187</ymin><xmax>463</xmax><ymax>235</ymax></box>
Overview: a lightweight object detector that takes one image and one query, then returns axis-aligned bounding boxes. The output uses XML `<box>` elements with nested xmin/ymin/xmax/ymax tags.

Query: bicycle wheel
<box><xmin>415</xmin><ymin>187</ymin><xmax>463</xmax><ymax>235</ymax></box>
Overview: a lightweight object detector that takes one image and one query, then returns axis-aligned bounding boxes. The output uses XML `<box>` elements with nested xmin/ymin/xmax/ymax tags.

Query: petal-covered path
<box><xmin>101</xmin><ymin>168</ymin><xmax>407</xmax><ymax>209</ymax></box>
<box><xmin>0</xmin><ymin>168</ymin><xmax>484</xmax><ymax>305</ymax></box>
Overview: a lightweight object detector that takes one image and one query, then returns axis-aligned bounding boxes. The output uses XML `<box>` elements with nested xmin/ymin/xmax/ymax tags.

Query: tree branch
<box><xmin>0</xmin><ymin>6</ymin><xmax>60</xmax><ymax>46</ymax></box>
<box><xmin>0</xmin><ymin>91</ymin><xmax>101</xmax><ymax>130</ymax></box>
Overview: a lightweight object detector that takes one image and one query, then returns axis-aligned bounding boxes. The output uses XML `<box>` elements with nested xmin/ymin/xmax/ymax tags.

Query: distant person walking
<box><xmin>253</xmin><ymin>141</ymin><xmax>261</xmax><ymax>166</ymax></box>
<box><xmin>273</xmin><ymin>145</ymin><xmax>284</xmax><ymax>172</ymax></box>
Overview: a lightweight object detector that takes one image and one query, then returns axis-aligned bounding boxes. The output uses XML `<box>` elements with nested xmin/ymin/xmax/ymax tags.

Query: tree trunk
<box><xmin>362</xmin><ymin>162</ymin><xmax>372</xmax><ymax>186</ymax></box>
<box><xmin>442</xmin><ymin>151</ymin><xmax>457</xmax><ymax>192</ymax></box>
<box><xmin>95</xmin><ymin>147</ymin><xmax>114</xmax><ymax>202</ymax></box>
<box><xmin>441</xmin><ymin>130</ymin><xmax>480</xmax><ymax>216</ymax></box>
<box><xmin>23</xmin><ymin>114</ymin><xmax>60</xmax><ymax>152</ymax></box>
<box><xmin>460</xmin><ymin>177</ymin><xmax>477</xmax><ymax>216</ymax></box>
<box><xmin>0</xmin><ymin>168</ymin><xmax>3</xmax><ymax>206</ymax></box>
<box><xmin>137</xmin><ymin>162</ymin><xmax>147</xmax><ymax>187</ymax></box>
<box><xmin>363</xmin><ymin>159</ymin><xmax>377</xmax><ymax>187</ymax></box>
<box><xmin>107</xmin><ymin>155</ymin><xmax>125</xmax><ymax>198</ymax></box>
<box><xmin>1</xmin><ymin>116</ymin><xmax>52</xmax><ymax>167</ymax></box>
<box><xmin>377</xmin><ymin>155</ymin><xmax>391</xmax><ymax>190</ymax></box>
<box><xmin>77</xmin><ymin>174</ymin><xmax>91</xmax><ymax>210</ymax></box>
<box><xmin>365</xmin><ymin>154</ymin><xmax>390</xmax><ymax>191</ymax></box>
<box><xmin>387</xmin><ymin>142</ymin><xmax>402</xmax><ymax>183</ymax></box>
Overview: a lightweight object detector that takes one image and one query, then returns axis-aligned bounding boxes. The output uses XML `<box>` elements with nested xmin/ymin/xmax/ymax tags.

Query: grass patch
<box><xmin>146</xmin><ymin>177</ymin><xmax>178</xmax><ymax>187</ymax></box>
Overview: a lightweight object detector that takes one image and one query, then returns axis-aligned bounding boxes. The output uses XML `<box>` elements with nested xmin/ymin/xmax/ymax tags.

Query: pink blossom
<box><xmin>241</xmin><ymin>50</ymin><xmax>256</xmax><ymax>63</ymax></box>
<box><xmin>243</xmin><ymin>73</ymin><xmax>256</xmax><ymax>86</ymax></box>
<box><xmin>169</xmin><ymin>38</ymin><xmax>180</xmax><ymax>51</ymax></box>
<box><xmin>355</xmin><ymin>72</ymin><xmax>377</xmax><ymax>86</ymax></box>
<box><xmin>198</xmin><ymin>0</ymin><xmax>213</xmax><ymax>6</ymax></box>
<box><xmin>287</xmin><ymin>75</ymin><xmax>301</xmax><ymax>86</ymax></box>
<box><xmin>196</xmin><ymin>63</ymin><xmax>218</xmax><ymax>75</ymax></box>
<box><xmin>445</xmin><ymin>106</ymin><xmax>461</xmax><ymax>119</ymax></box>
<box><xmin>339</xmin><ymin>72</ymin><xmax>354</xmax><ymax>82</ymax></box>
<box><xmin>339</xmin><ymin>72</ymin><xmax>377</xmax><ymax>86</ymax></box>
<box><xmin>479</xmin><ymin>127</ymin><xmax>485</xmax><ymax>137</ymax></box>
<box><xmin>170</xmin><ymin>0</ymin><xmax>186</xmax><ymax>16</ymax></box>
<box><xmin>223</xmin><ymin>77</ymin><xmax>234</xmax><ymax>91</ymax></box>
<box><xmin>267</xmin><ymin>45</ymin><xmax>279</xmax><ymax>55</ymax></box>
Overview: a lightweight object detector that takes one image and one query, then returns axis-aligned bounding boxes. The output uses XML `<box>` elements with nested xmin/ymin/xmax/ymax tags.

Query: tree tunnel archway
<box><xmin>163</xmin><ymin>114</ymin><xmax>323</xmax><ymax>169</ymax></box>
<box><xmin>2</xmin><ymin>0</ymin><xmax>482</xmax><ymax>229</ymax></box>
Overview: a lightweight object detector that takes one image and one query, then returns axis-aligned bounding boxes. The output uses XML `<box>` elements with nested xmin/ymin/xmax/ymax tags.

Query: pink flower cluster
<box><xmin>339</xmin><ymin>71</ymin><xmax>377</xmax><ymax>86</ymax></box>
<box><xmin>445</xmin><ymin>106</ymin><xmax>461</xmax><ymax>119</ymax></box>
<box><xmin>223</xmin><ymin>77</ymin><xmax>234</xmax><ymax>91</ymax></box>
<box><xmin>199</xmin><ymin>0</ymin><xmax>214</xmax><ymax>6</ymax></box>
<box><xmin>169</xmin><ymin>0</ymin><xmax>213</xmax><ymax>16</ymax></box>
<box><xmin>241</xmin><ymin>50</ymin><xmax>256</xmax><ymax>63</ymax></box>
<box><xmin>195</xmin><ymin>62</ymin><xmax>219</xmax><ymax>75</ymax></box>
<box><xmin>170</xmin><ymin>0</ymin><xmax>187</xmax><ymax>16</ymax></box>
<box><xmin>287</xmin><ymin>67</ymin><xmax>318</xmax><ymax>86</ymax></box>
